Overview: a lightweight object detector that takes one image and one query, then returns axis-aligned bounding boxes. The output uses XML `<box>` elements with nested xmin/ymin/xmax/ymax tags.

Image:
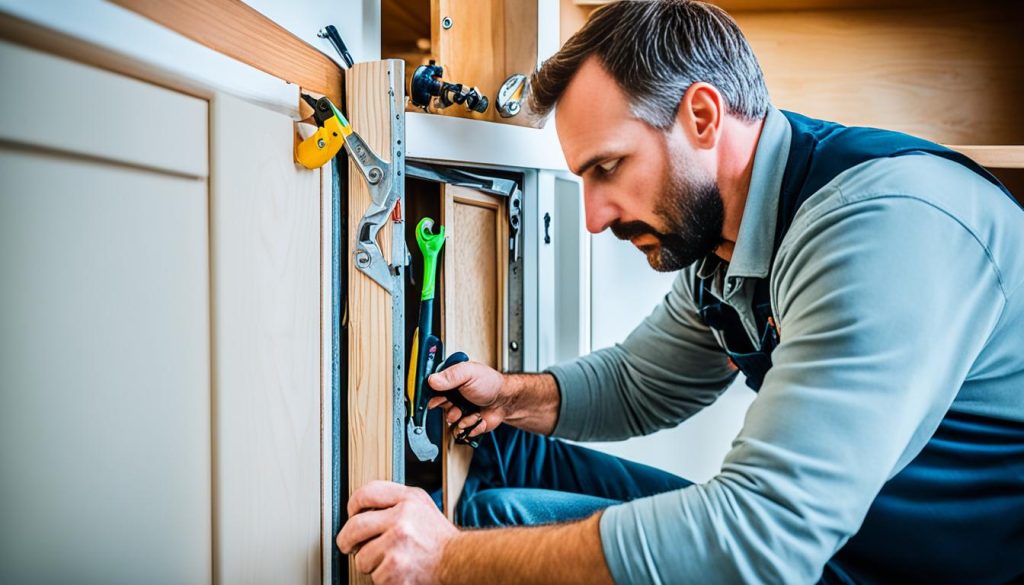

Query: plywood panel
<box><xmin>210</xmin><ymin>92</ymin><xmax>321</xmax><ymax>584</ymax></box>
<box><xmin>733</xmin><ymin>4</ymin><xmax>1024</xmax><ymax>145</ymax></box>
<box><xmin>0</xmin><ymin>39</ymin><xmax>208</xmax><ymax>177</ymax></box>
<box><xmin>0</xmin><ymin>149</ymin><xmax>211</xmax><ymax>584</ymax></box>
<box><xmin>441</xmin><ymin>186</ymin><xmax>508</xmax><ymax>520</ymax></box>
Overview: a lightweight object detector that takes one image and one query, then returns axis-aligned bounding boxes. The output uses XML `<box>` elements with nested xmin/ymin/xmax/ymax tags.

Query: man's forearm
<box><xmin>439</xmin><ymin>512</ymin><xmax>614</xmax><ymax>585</ymax></box>
<box><xmin>501</xmin><ymin>372</ymin><xmax>561</xmax><ymax>435</ymax></box>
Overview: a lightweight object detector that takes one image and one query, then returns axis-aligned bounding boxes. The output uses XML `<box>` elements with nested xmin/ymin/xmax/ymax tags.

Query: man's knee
<box><xmin>458</xmin><ymin>488</ymin><xmax>527</xmax><ymax>528</ymax></box>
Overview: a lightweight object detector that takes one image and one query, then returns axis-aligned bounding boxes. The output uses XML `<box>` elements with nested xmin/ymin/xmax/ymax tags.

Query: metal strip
<box><xmin>388</xmin><ymin>60</ymin><xmax>406</xmax><ymax>485</ymax></box>
<box><xmin>330</xmin><ymin>155</ymin><xmax>344</xmax><ymax>585</ymax></box>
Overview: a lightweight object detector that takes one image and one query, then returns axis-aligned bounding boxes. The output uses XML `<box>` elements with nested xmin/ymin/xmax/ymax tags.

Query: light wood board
<box><xmin>441</xmin><ymin>186</ymin><xmax>509</xmax><ymax>520</ymax></box>
<box><xmin>346</xmin><ymin>60</ymin><xmax>399</xmax><ymax>585</ymax></box>
<box><xmin>733</xmin><ymin>4</ymin><xmax>1024</xmax><ymax>145</ymax></box>
<box><xmin>111</xmin><ymin>0</ymin><xmax>342</xmax><ymax>104</ymax></box>
<box><xmin>210</xmin><ymin>92</ymin><xmax>322</xmax><ymax>584</ymax></box>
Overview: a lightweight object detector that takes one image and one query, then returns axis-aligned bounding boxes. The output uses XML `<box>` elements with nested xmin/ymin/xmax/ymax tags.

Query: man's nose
<box><xmin>583</xmin><ymin>188</ymin><xmax>619</xmax><ymax>234</ymax></box>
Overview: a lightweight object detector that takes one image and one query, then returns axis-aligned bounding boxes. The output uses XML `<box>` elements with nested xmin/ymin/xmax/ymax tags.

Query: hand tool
<box><xmin>405</xmin><ymin>161</ymin><xmax>522</xmax><ymax>262</ymax></box>
<box><xmin>295</xmin><ymin>93</ymin><xmax>404</xmax><ymax>293</ymax></box>
<box><xmin>295</xmin><ymin>94</ymin><xmax>350</xmax><ymax>169</ymax></box>
<box><xmin>407</xmin><ymin>218</ymin><xmax>446</xmax><ymax>462</ymax></box>
<box><xmin>434</xmin><ymin>351</ymin><xmax>482</xmax><ymax>448</ymax></box>
<box><xmin>317</xmin><ymin>24</ymin><xmax>355</xmax><ymax>68</ymax></box>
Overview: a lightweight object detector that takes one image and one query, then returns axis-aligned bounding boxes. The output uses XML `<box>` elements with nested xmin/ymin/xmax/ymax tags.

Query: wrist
<box><xmin>500</xmin><ymin>373</ymin><xmax>560</xmax><ymax>434</ymax></box>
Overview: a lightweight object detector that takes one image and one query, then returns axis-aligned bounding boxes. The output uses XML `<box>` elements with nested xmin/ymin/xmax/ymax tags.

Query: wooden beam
<box><xmin>346</xmin><ymin>60</ymin><xmax>401</xmax><ymax>585</ymax></box>
<box><xmin>111</xmin><ymin>0</ymin><xmax>342</xmax><ymax>104</ymax></box>
<box><xmin>947</xmin><ymin>145</ymin><xmax>1024</xmax><ymax>170</ymax></box>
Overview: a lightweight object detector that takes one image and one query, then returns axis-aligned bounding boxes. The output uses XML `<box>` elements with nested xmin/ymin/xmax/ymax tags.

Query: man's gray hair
<box><xmin>529</xmin><ymin>0</ymin><xmax>770</xmax><ymax>128</ymax></box>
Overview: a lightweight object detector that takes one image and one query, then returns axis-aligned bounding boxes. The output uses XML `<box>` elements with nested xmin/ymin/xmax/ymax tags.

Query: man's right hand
<box><xmin>427</xmin><ymin>362</ymin><xmax>511</xmax><ymax>438</ymax></box>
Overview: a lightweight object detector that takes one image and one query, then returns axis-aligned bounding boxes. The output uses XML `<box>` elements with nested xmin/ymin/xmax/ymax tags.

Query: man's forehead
<box><xmin>555</xmin><ymin>58</ymin><xmax>639</xmax><ymax>172</ymax></box>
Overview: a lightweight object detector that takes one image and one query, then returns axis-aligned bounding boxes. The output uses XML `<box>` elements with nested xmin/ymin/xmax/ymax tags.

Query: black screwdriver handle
<box><xmin>433</xmin><ymin>351</ymin><xmax>481</xmax><ymax>448</ymax></box>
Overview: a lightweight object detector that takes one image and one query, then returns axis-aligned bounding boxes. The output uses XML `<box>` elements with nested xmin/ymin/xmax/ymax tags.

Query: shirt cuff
<box><xmin>545</xmin><ymin>360</ymin><xmax>598</xmax><ymax>440</ymax></box>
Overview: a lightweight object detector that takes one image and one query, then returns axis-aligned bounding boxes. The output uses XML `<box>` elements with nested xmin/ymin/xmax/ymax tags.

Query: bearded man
<box><xmin>338</xmin><ymin>1</ymin><xmax>1024</xmax><ymax>583</ymax></box>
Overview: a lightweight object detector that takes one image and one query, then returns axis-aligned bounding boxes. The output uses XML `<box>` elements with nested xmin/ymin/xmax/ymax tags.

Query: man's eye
<box><xmin>598</xmin><ymin>159</ymin><xmax>620</xmax><ymax>174</ymax></box>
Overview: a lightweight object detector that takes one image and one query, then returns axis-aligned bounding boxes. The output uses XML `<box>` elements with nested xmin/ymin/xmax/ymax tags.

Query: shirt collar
<box><xmin>718</xmin><ymin>105</ymin><xmax>792</xmax><ymax>282</ymax></box>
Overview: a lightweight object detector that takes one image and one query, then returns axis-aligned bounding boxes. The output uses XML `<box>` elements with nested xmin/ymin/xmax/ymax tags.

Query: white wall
<box><xmin>584</xmin><ymin>231</ymin><xmax>756</xmax><ymax>483</ymax></box>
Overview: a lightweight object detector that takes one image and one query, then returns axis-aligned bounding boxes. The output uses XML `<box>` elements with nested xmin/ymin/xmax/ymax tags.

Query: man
<box><xmin>337</xmin><ymin>1</ymin><xmax>1024</xmax><ymax>583</ymax></box>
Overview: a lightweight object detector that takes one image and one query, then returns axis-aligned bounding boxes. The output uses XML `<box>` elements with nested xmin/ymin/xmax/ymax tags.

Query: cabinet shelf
<box><xmin>945</xmin><ymin>145</ymin><xmax>1024</xmax><ymax>169</ymax></box>
<box><xmin>573</xmin><ymin>0</ymin><xmax>933</xmax><ymax>10</ymax></box>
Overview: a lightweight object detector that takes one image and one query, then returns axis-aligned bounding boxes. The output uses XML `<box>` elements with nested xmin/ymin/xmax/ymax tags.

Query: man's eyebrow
<box><xmin>572</xmin><ymin>152</ymin><xmax>616</xmax><ymax>177</ymax></box>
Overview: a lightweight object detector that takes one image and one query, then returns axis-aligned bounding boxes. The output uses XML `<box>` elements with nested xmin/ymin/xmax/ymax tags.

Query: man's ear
<box><xmin>676</xmin><ymin>82</ymin><xmax>724</xmax><ymax>150</ymax></box>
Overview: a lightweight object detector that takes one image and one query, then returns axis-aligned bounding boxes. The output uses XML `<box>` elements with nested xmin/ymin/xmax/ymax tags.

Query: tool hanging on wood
<box><xmin>295</xmin><ymin>93</ymin><xmax>405</xmax><ymax>295</ymax></box>
<box><xmin>295</xmin><ymin>94</ymin><xmax>351</xmax><ymax>169</ymax></box>
<box><xmin>407</xmin><ymin>218</ymin><xmax>482</xmax><ymax>461</ymax></box>
<box><xmin>317</xmin><ymin>24</ymin><xmax>355</xmax><ymax>68</ymax></box>
<box><xmin>410</xmin><ymin>61</ymin><xmax>489</xmax><ymax>114</ymax></box>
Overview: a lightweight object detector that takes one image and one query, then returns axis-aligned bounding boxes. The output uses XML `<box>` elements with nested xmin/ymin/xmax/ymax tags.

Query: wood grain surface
<box><xmin>346</xmin><ymin>60</ymin><xmax>400</xmax><ymax>585</ymax></box>
<box><xmin>210</xmin><ymin>92</ymin><xmax>322</xmax><ymax>584</ymax></box>
<box><xmin>112</xmin><ymin>0</ymin><xmax>343</xmax><ymax>104</ymax></box>
<box><xmin>441</xmin><ymin>186</ymin><xmax>509</xmax><ymax>520</ymax></box>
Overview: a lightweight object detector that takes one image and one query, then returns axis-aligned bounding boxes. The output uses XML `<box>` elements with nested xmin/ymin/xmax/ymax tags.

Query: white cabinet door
<box><xmin>0</xmin><ymin>40</ymin><xmax>211</xmax><ymax>584</ymax></box>
<box><xmin>210</xmin><ymin>93</ymin><xmax>323</xmax><ymax>585</ymax></box>
<box><xmin>0</xmin><ymin>150</ymin><xmax>211</xmax><ymax>584</ymax></box>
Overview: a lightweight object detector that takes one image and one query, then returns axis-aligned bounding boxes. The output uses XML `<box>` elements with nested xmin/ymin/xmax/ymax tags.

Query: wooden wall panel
<box><xmin>210</xmin><ymin>92</ymin><xmax>322</xmax><ymax>584</ymax></box>
<box><xmin>733</xmin><ymin>4</ymin><xmax>1024</xmax><ymax>145</ymax></box>
<box><xmin>441</xmin><ymin>187</ymin><xmax>508</xmax><ymax>519</ymax></box>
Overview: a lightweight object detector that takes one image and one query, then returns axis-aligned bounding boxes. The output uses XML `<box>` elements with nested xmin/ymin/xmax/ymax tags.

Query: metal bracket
<box><xmin>405</xmin><ymin>161</ymin><xmax>522</xmax><ymax>261</ymax></box>
<box><xmin>350</xmin><ymin>131</ymin><xmax>400</xmax><ymax>292</ymax></box>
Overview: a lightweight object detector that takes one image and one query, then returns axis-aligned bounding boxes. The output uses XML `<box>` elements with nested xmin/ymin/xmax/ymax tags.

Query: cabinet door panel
<box><xmin>440</xmin><ymin>186</ymin><xmax>507</xmax><ymax>518</ymax></box>
<box><xmin>209</xmin><ymin>93</ymin><xmax>322</xmax><ymax>584</ymax></box>
<box><xmin>0</xmin><ymin>150</ymin><xmax>212</xmax><ymax>584</ymax></box>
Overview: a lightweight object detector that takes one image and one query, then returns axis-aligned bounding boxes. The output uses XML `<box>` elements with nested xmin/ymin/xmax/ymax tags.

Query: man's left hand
<box><xmin>337</xmin><ymin>480</ymin><xmax>458</xmax><ymax>584</ymax></box>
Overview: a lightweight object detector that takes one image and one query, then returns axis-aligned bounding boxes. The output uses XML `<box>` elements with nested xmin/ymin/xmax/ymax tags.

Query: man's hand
<box><xmin>427</xmin><ymin>361</ymin><xmax>511</xmax><ymax>438</ymax></box>
<box><xmin>337</xmin><ymin>480</ymin><xmax>458</xmax><ymax>584</ymax></box>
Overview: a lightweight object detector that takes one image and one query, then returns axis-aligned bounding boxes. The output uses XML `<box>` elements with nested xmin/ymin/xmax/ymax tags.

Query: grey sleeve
<box><xmin>546</xmin><ymin>267</ymin><xmax>738</xmax><ymax>441</ymax></box>
<box><xmin>596</xmin><ymin>194</ymin><xmax>1008</xmax><ymax>584</ymax></box>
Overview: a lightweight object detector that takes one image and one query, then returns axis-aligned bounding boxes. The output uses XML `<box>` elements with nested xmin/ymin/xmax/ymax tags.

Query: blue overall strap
<box><xmin>776</xmin><ymin>110</ymin><xmax>1017</xmax><ymax>247</ymax></box>
<box><xmin>695</xmin><ymin>111</ymin><xmax>1016</xmax><ymax>393</ymax></box>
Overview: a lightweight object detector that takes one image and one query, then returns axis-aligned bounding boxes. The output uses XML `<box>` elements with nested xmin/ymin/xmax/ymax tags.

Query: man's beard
<box><xmin>610</xmin><ymin>165</ymin><xmax>725</xmax><ymax>272</ymax></box>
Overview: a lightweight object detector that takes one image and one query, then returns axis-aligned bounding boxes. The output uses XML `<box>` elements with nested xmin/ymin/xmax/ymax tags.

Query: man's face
<box><xmin>555</xmin><ymin>58</ymin><xmax>724</xmax><ymax>272</ymax></box>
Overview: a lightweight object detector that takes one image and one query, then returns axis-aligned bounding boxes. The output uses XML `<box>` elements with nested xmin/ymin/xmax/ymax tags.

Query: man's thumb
<box><xmin>427</xmin><ymin>362</ymin><xmax>472</xmax><ymax>391</ymax></box>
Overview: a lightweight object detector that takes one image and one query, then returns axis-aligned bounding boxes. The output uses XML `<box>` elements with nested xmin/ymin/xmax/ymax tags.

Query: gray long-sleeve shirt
<box><xmin>547</xmin><ymin>107</ymin><xmax>1024</xmax><ymax>583</ymax></box>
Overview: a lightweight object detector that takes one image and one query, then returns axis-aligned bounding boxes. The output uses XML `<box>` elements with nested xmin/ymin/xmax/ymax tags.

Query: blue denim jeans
<box><xmin>448</xmin><ymin>425</ymin><xmax>873</xmax><ymax>584</ymax></box>
<box><xmin>453</xmin><ymin>424</ymin><xmax>692</xmax><ymax>528</ymax></box>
